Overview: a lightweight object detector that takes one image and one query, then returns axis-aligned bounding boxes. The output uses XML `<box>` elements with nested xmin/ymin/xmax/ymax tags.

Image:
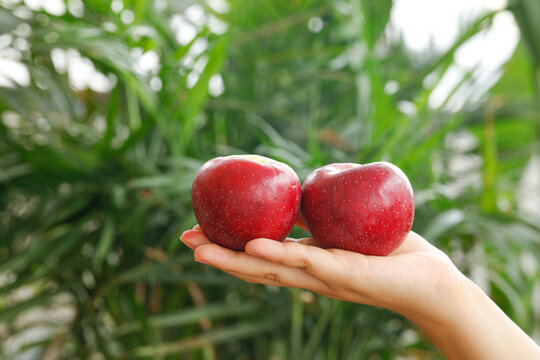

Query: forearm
<box><xmin>412</xmin><ymin>277</ymin><xmax>540</xmax><ymax>360</ymax></box>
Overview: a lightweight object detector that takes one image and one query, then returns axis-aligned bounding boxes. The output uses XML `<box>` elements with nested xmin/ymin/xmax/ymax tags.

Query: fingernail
<box><xmin>181</xmin><ymin>229</ymin><xmax>197</xmax><ymax>240</ymax></box>
<box><xmin>179</xmin><ymin>230</ymin><xmax>189</xmax><ymax>241</ymax></box>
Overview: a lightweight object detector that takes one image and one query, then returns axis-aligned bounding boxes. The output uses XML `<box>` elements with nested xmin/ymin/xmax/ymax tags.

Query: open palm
<box><xmin>180</xmin><ymin>219</ymin><xmax>465</xmax><ymax>323</ymax></box>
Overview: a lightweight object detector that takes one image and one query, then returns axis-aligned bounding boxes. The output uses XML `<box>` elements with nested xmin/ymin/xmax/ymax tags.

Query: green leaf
<box><xmin>0</xmin><ymin>8</ymin><xmax>20</xmax><ymax>34</ymax></box>
<box><xmin>175</xmin><ymin>37</ymin><xmax>229</xmax><ymax>153</ymax></box>
<box><xmin>116</xmin><ymin>302</ymin><xmax>260</xmax><ymax>335</ymax></box>
<box><xmin>95</xmin><ymin>217</ymin><xmax>115</xmax><ymax>265</ymax></box>
<box><xmin>133</xmin><ymin>321</ymin><xmax>274</xmax><ymax>357</ymax></box>
<box><xmin>359</xmin><ymin>0</ymin><xmax>393</xmax><ymax>49</ymax></box>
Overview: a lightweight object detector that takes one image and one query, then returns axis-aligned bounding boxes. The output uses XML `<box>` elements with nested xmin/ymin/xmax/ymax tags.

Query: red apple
<box><xmin>301</xmin><ymin>162</ymin><xmax>414</xmax><ymax>256</ymax></box>
<box><xmin>192</xmin><ymin>155</ymin><xmax>301</xmax><ymax>250</ymax></box>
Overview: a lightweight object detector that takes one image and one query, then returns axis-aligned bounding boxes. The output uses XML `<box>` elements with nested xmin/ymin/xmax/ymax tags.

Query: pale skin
<box><xmin>180</xmin><ymin>218</ymin><xmax>540</xmax><ymax>360</ymax></box>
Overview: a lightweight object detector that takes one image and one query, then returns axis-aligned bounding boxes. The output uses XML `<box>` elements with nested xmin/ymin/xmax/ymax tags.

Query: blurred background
<box><xmin>1</xmin><ymin>0</ymin><xmax>539</xmax><ymax>358</ymax></box>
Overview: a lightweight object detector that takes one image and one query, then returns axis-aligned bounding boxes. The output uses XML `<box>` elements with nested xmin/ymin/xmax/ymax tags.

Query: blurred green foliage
<box><xmin>1</xmin><ymin>0</ymin><xmax>539</xmax><ymax>359</ymax></box>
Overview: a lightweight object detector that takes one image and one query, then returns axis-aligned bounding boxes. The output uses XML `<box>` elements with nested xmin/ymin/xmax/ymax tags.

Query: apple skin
<box><xmin>301</xmin><ymin>162</ymin><xmax>414</xmax><ymax>256</ymax></box>
<box><xmin>192</xmin><ymin>155</ymin><xmax>301</xmax><ymax>250</ymax></box>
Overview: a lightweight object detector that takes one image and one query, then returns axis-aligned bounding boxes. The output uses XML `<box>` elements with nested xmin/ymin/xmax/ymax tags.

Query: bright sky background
<box><xmin>389</xmin><ymin>0</ymin><xmax>519</xmax><ymax>111</ymax></box>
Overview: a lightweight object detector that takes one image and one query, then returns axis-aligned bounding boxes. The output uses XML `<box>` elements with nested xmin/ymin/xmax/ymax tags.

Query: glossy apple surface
<box><xmin>192</xmin><ymin>155</ymin><xmax>301</xmax><ymax>250</ymax></box>
<box><xmin>301</xmin><ymin>162</ymin><xmax>414</xmax><ymax>256</ymax></box>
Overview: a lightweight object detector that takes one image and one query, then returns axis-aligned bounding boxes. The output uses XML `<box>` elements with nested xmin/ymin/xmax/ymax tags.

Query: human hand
<box><xmin>180</xmin><ymin>218</ymin><xmax>466</xmax><ymax>326</ymax></box>
<box><xmin>180</xmin><ymin>219</ymin><xmax>540</xmax><ymax>359</ymax></box>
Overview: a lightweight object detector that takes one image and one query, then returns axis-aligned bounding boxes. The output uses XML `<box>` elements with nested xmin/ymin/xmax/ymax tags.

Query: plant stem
<box><xmin>291</xmin><ymin>288</ymin><xmax>303</xmax><ymax>359</ymax></box>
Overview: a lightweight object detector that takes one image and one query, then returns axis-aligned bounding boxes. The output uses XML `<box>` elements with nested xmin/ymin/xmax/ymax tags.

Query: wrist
<box><xmin>404</xmin><ymin>275</ymin><xmax>480</xmax><ymax>358</ymax></box>
<box><xmin>399</xmin><ymin>270</ymin><xmax>474</xmax><ymax>335</ymax></box>
<box><xmin>405</xmin><ymin>276</ymin><xmax>539</xmax><ymax>360</ymax></box>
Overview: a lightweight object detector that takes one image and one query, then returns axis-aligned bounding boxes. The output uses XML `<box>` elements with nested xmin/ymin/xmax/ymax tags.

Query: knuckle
<box><xmin>285</xmin><ymin>241</ymin><xmax>313</xmax><ymax>271</ymax></box>
<box><xmin>296</xmin><ymin>258</ymin><xmax>311</xmax><ymax>270</ymax></box>
<box><xmin>264</xmin><ymin>272</ymin><xmax>280</xmax><ymax>283</ymax></box>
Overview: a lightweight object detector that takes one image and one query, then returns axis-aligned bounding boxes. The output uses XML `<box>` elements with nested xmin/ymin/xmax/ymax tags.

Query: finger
<box><xmin>223</xmin><ymin>269</ymin><xmax>351</xmax><ymax>303</ymax></box>
<box><xmin>223</xmin><ymin>269</ymin><xmax>352</xmax><ymax>302</ymax></box>
<box><xmin>180</xmin><ymin>230</ymin><xmax>211</xmax><ymax>250</ymax></box>
<box><xmin>244</xmin><ymin>238</ymin><xmax>351</xmax><ymax>287</ymax></box>
<box><xmin>192</xmin><ymin>224</ymin><xmax>202</xmax><ymax>231</ymax></box>
<box><xmin>390</xmin><ymin>231</ymin><xmax>433</xmax><ymax>256</ymax></box>
<box><xmin>201</xmin><ymin>249</ymin><xmax>358</xmax><ymax>302</ymax></box>
<box><xmin>228</xmin><ymin>269</ymin><xmax>356</xmax><ymax>303</ymax></box>
<box><xmin>194</xmin><ymin>243</ymin><xmax>330</xmax><ymax>291</ymax></box>
<box><xmin>225</xmin><ymin>269</ymin><xmax>352</xmax><ymax>301</ymax></box>
<box><xmin>225</xmin><ymin>270</ymin><xmax>284</xmax><ymax>287</ymax></box>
